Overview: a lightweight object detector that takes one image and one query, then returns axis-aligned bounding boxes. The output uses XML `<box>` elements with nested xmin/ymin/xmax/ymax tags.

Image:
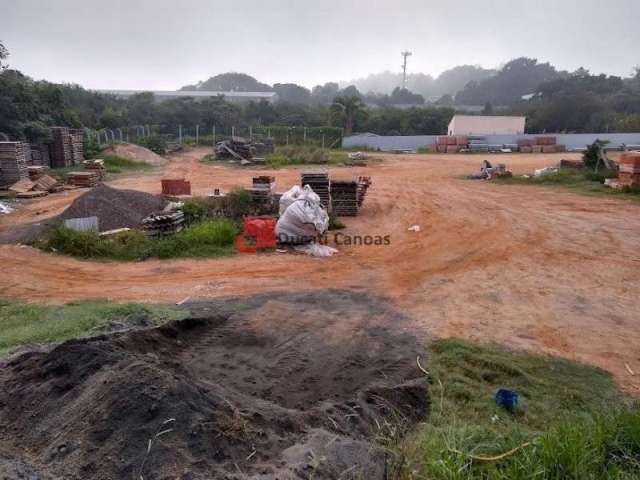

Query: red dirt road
<box><xmin>1</xmin><ymin>148</ymin><xmax>639</xmax><ymax>391</ymax></box>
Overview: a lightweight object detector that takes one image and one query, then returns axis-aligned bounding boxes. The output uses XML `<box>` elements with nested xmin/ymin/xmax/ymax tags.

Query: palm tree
<box><xmin>331</xmin><ymin>95</ymin><xmax>365</xmax><ymax>136</ymax></box>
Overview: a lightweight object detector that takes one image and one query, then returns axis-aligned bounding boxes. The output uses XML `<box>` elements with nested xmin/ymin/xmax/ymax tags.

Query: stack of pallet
<box><xmin>71</xmin><ymin>131</ymin><xmax>85</xmax><ymax>164</ymax></box>
<box><xmin>0</xmin><ymin>142</ymin><xmax>28</xmax><ymax>187</ymax></box>
<box><xmin>617</xmin><ymin>152</ymin><xmax>640</xmax><ymax>188</ymax></box>
<box><xmin>301</xmin><ymin>171</ymin><xmax>330</xmax><ymax>209</ymax></box>
<box><xmin>27</xmin><ymin>165</ymin><xmax>48</xmax><ymax>181</ymax></box>
<box><xmin>249</xmin><ymin>176</ymin><xmax>275</xmax><ymax>205</ymax></box>
<box><xmin>28</xmin><ymin>143</ymin><xmax>51</xmax><ymax>167</ymax></box>
<box><xmin>83</xmin><ymin>159</ymin><xmax>106</xmax><ymax>180</ymax></box>
<box><xmin>331</xmin><ymin>180</ymin><xmax>359</xmax><ymax>216</ymax></box>
<box><xmin>141</xmin><ymin>211</ymin><xmax>185</xmax><ymax>236</ymax></box>
<box><xmin>357</xmin><ymin>176</ymin><xmax>371</xmax><ymax>207</ymax></box>
<box><xmin>68</xmin><ymin>171</ymin><xmax>99</xmax><ymax>188</ymax></box>
<box><xmin>51</xmin><ymin>127</ymin><xmax>84</xmax><ymax>167</ymax></box>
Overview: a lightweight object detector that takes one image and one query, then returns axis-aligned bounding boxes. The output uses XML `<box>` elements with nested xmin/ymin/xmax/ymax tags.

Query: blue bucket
<box><xmin>495</xmin><ymin>389</ymin><xmax>519</xmax><ymax>412</ymax></box>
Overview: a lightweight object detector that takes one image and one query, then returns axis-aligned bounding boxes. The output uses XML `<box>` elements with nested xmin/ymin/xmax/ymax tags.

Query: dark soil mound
<box><xmin>58</xmin><ymin>184</ymin><xmax>167</xmax><ymax>232</ymax></box>
<box><xmin>0</xmin><ymin>290</ymin><xmax>429</xmax><ymax>479</ymax></box>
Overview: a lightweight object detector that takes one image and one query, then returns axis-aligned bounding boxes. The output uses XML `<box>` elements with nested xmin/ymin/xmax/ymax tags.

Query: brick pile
<box><xmin>617</xmin><ymin>152</ymin><xmax>640</xmax><ymax>188</ymax></box>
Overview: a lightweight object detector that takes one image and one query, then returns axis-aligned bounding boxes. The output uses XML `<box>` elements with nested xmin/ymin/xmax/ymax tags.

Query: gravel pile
<box><xmin>58</xmin><ymin>184</ymin><xmax>167</xmax><ymax>232</ymax></box>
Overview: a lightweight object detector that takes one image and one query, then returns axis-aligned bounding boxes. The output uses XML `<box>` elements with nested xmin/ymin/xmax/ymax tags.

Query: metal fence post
<box><xmin>196</xmin><ymin>125</ymin><xmax>199</xmax><ymax>145</ymax></box>
<box><xmin>179</xmin><ymin>125</ymin><xmax>182</xmax><ymax>144</ymax></box>
<box><xmin>303</xmin><ymin>127</ymin><xmax>307</xmax><ymax>144</ymax></box>
<box><xmin>322</xmin><ymin>134</ymin><xmax>325</xmax><ymax>149</ymax></box>
<box><xmin>232</xmin><ymin>126</ymin><xmax>235</xmax><ymax>138</ymax></box>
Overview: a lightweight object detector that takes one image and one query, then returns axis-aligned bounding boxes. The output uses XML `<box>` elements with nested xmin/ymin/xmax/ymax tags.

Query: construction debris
<box><xmin>215</xmin><ymin>136</ymin><xmax>254</xmax><ymax>161</ymax></box>
<box><xmin>83</xmin><ymin>159</ymin><xmax>106</xmax><ymax>180</ymax></box>
<box><xmin>559</xmin><ymin>159</ymin><xmax>585</xmax><ymax>169</ymax></box>
<box><xmin>141</xmin><ymin>211</ymin><xmax>185</xmax><ymax>236</ymax></box>
<box><xmin>534</xmin><ymin>166</ymin><xmax>559</xmax><ymax>177</ymax></box>
<box><xmin>0</xmin><ymin>142</ymin><xmax>28</xmax><ymax>187</ymax></box>
<box><xmin>301</xmin><ymin>171</ymin><xmax>330</xmax><ymax>209</ymax></box>
<box><xmin>330</xmin><ymin>180</ymin><xmax>359</xmax><ymax>216</ymax></box>
<box><xmin>68</xmin><ymin>171</ymin><xmax>100</xmax><ymax>188</ymax></box>
<box><xmin>469</xmin><ymin>160</ymin><xmax>512</xmax><ymax>180</ymax></box>
<box><xmin>0</xmin><ymin>201</ymin><xmax>13</xmax><ymax>214</ymax></box>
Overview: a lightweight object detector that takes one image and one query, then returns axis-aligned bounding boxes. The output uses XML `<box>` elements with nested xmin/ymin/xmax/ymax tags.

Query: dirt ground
<box><xmin>1</xmin><ymin>147</ymin><xmax>639</xmax><ymax>392</ymax></box>
<box><xmin>0</xmin><ymin>290</ymin><xmax>428</xmax><ymax>479</ymax></box>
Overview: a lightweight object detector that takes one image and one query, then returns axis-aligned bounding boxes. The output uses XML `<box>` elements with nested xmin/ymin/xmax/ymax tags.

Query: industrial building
<box><xmin>448</xmin><ymin>115</ymin><xmax>526</xmax><ymax>136</ymax></box>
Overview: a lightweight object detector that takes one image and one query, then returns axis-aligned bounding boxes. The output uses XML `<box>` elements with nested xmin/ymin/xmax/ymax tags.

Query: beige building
<box><xmin>448</xmin><ymin>115</ymin><xmax>526</xmax><ymax>136</ymax></box>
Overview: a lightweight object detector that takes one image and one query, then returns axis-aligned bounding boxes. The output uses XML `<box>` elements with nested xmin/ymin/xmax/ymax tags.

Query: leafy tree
<box><xmin>0</xmin><ymin>41</ymin><xmax>8</xmax><ymax>70</ymax></box>
<box><xmin>273</xmin><ymin>83</ymin><xmax>311</xmax><ymax>104</ymax></box>
<box><xmin>182</xmin><ymin>73</ymin><xmax>272</xmax><ymax>92</ymax></box>
<box><xmin>331</xmin><ymin>95</ymin><xmax>366</xmax><ymax>135</ymax></box>
<box><xmin>389</xmin><ymin>87</ymin><xmax>424</xmax><ymax>105</ymax></box>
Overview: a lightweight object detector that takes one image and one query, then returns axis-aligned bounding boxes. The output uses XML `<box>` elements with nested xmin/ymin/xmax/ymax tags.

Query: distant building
<box><xmin>96</xmin><ymin>90</ymin><xmax>278</xmax><ymax>104</ymax></box>
<box><xmin>448</xmin><ymin>115</ymin><xmax>526</xmax><ymax>136</ymax></box>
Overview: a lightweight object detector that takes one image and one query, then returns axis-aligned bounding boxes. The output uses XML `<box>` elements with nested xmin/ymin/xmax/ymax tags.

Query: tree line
<box><xmin>2</xmin><ymin>40</ymin><xmax>640</xmax><ymax>141</ymax></box>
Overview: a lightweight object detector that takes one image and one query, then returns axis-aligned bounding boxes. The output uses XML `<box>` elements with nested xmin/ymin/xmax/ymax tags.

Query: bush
<box><xmin>226</xmin><ymin>188</ymin><xmax>253</xmax><ymax>218</ymax></box>
<box><xmin>135</xmin><ymin>135</ymin><xmax>167</xmax><ymax>155</ymax></box>
<box><xmin>265</xmin><ymin>146</ymin><xmax>348</xmax><ymax>166</ymax></box>
<box><xmin>41</xmin><ymin>219</ymin><xmax>238</xmax><ymax>261</ymax></box>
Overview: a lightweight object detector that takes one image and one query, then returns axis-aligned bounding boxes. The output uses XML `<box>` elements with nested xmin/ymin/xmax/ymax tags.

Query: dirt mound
<box><xmin>58</xmin><ymin>184</ymin><xmax>167</xmax><ymax>232</ymax></box>
<box><xmin>0</xmin><ymin>291</ymin><xmax>429</xmax><ymax>479</ymax></box>
<box><xmin>104</xmin><ymin>143</ymin><xmax>166</xmax><ymax>166</ymax></box>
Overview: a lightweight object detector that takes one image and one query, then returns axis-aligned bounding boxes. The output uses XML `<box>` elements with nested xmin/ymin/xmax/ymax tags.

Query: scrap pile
<box><xmin>470</xmin><ymin>160</ymin><xmax>512</xmax><ymax>180</ymax></box>
<box><xmin>215</xmin><ymin>137</ymin><xmax>255</xmax><ymax>162</ymax></box>
<box><xmin>68</xmin><ymin>171</ymin><xmax>99</xmax><ymax>188</ymax></box>
<box><xmin>141</xmin><ymin>210</ymin><xmax>185</xmax><ymax>236</ymax></box>
<box><xmin>330</xmin><ymin>179</ymin><xmax>359</xmax><ymax>216</ymax></box>
<box><xmin>83</xmin><ymin>159</ymin><xmax>106</xmax><ymax>180</ymax></box>
<box><xmin>617</xmin><ymin>152</ymin><xmax>640</xmax><ymax>188</ymax></box>
<box><xmin>51</xmin><ymin>127</ymin><xmax>84</xmax><ymax>167</ymax></box>
<box><xmin>252</xmin><ymin>137</ymin><xmax>275</xmax><ymax>155</ymax></box>
<box><xmin>301</xmin><ymin>171</ymin><xmax>330</xmax><ymax>209</ymax></box>
<box><xmin>0</xmin><ymin>142</ymin><xmax>28</xmax><ymax>187</ymax></box>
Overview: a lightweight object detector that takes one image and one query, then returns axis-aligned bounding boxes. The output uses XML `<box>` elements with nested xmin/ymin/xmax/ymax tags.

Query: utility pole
<box><xmin>401</xmin><ymin>51</ymin><xmax>412</xmax><ymax>89</ymax></box>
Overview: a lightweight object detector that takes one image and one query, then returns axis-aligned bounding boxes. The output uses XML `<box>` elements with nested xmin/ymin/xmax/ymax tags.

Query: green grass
<box><xmin>393</xmin><ymin>339</ymin><xmax>638</xmax><ymax>480</ymax></box>
<box><xmin>50</xmin><ymin>154</ymin><xmax>153</xmax><ymax>180</ymax></box>
<box><xmin>266</xmin><ymin>146</ymin><xmax>349</xmax><ymax>166</ymax></box>
<box><xmin>495</xmin><ymin>168</ymin><xmax>640</xmax><ymax>201</ymax></box>
<box><xmin>0</xmin><ymin>298</ymin><xmax>187</xmax><ymax>356</ymax></box>
<box><xmin>40</xmin><ymin>218</ymin><xmax>238</xmax><ymax>261</ymax></box>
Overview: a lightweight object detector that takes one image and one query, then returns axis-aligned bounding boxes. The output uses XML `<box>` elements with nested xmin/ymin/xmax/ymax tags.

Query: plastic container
<box><xmin>495</xmin><ymin>389</ymin><xmax>519</xmax><ymax>412</ymax></box>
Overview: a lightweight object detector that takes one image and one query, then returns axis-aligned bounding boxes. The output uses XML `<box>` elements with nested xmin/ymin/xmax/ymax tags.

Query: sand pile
<box><xmin>104</xmin><ymin>143</ymin><xmax>165</xmax><ymax>166</ymax></box>
<box><xmin>58</xmin><ymin>184</ymin><xmax>166</xmax><ymax>232</ymax></box>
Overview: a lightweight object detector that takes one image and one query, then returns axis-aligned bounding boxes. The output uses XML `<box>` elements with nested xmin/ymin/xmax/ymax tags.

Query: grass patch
<box><xmin>40</xmin><ymin>218</ymin><xmax>238</xmax><ymax>261</ymax></box>
<box><xmin>0</xmin><ymin>298</ymin><xmax>187</xmax><ymax>356</ymax></box>
<box><xmin>50</xmin><ymin>154</ymin><xmax>153</xmax><ymax>181</ymax></box>
<box><xmin>495</xmin><ymin>168</ymin><xmax>640</xmax><ymax>201</ymax></box>
<box><xmin>393</xmin><ymin>339</ymin><xmax>638</xmax><ymax>479</ymax></box>
<box><xmin>266</xmin><ymin>146</ymin><xmax>349</xmax><ymax>166</ymax></box>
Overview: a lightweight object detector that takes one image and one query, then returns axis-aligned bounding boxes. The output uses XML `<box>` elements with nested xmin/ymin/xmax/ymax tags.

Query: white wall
<box><xmin>448</xmin><ymin>116</ymin><xmax>526</xmax><ymax>135</ymax></box>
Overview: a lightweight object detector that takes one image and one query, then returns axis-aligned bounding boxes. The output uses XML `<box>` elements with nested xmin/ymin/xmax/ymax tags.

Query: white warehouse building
<box><xmin>448</xmin><ymin>115</ymin><xmax>526</xmax><ymax>136</ymax></box>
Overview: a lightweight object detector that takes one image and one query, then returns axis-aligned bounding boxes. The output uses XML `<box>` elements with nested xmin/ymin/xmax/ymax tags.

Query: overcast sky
<box><xmin>3</xmin><ymin>0</ymin><xmax>639</xmax><ymax>91</ymax></box>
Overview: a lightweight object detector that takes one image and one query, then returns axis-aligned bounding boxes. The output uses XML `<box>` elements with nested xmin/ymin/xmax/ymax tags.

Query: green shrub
<box><xmin>226</xmin><ymin>188</ymin><xmax>253</xmax><ymax>218</ymax></box>
<box><xmin>135</xmin><ymin>135</ymin><xmax>167</xmax><ymax>155</ymax></box>
<box><xmin>41</xmin><ymin>219</ymin><xmax>238</xmax><ymax>261</ymax></box>
<box><xmin>181</xmin><ymin>199</ymin><xmax>208</xmax><ymax>224</ymax></box>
